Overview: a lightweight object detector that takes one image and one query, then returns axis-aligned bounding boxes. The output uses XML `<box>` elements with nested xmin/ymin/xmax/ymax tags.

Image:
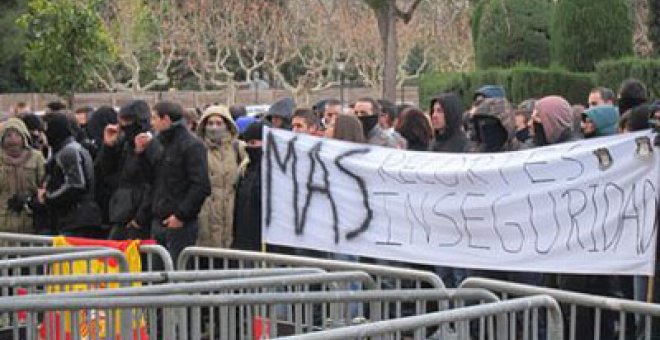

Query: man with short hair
<box><xmin>291</xmin><ymin>108</ymin><xmax>321</xmax><ymax>135</ymax></box>
<box><xmin>588</xmin><ymin>87</ymin><xmax>615</xmax><ymax>107</ymax></box>
<box><xmin>322</xmin><ymin>99</ymin><xmax>342</xmax><ymax>128</ymax></box>
<box><xmin>353</xmin><ymin>97</ymin><xmax>406</xmax><ymax>149</ymax></box>
<box><xmin>136</xmin><ymin>101</ymin><xmax>211</xmax><ymax>265</ymax></box>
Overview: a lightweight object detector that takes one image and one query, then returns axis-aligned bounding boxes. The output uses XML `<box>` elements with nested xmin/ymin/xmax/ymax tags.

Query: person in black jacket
<box><xmin>136</xmin><ymin>101</ymin><xmax>211</xmax><ymax>265</ymax></box>
<box><xmin>38</xmin><ymin>113</ymin><xmax>102</xmax><ymax>237</ymax></box>
<box><xmin>96</xmin><ymin>100</ymin><xmax>153</xmax><ymax>240</ymax></box>
<box><xmin>233</xmin><ymin>121</ymin><xmax>264</xmax><ymax>251</ymax></box>
<box><xmin>428</xmin><ymin>93</ymin><xmax>470</xmax><ymax>153</ymax></box>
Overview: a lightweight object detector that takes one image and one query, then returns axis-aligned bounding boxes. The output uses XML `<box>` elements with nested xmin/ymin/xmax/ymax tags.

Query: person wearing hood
<box><xmin>582</xmin><ymin>105</ymin><xmax>619</xmax><ymax>138</ymax></box>
<box><xmin>96</xmin><ymin>100</ymin><xmax>154</xmax><ymax>240</ymax></box>
<box><xmin>265</xmin><ymin>97</ymin><xmax>295</xmax><ymax>130</ymax></box>
<box><xmin>470</xmin><ymin>98</ymin><xmax>522</xmax><ymax>153</ymax></box>
<box><xmin>617</xmin><ymin>78</ymin><xmax>648</xmax><ymax>115</ymax></box>
<box><xmin>528</xmin><ymin>96</ymin><xmax>575</xmax><ymax>147</ymax></box>
<box><xmin>135</xmin><ymin>101</ymin><xmax>211</xmax><ymax>265</ymax></box>
<box><xmin>465</xmin><ymin>85</ymin><xmax>507</xmax><ymax>142</ymax></box>
<box><xmin>196</xmin><ymin>105</ymin><xmax>248</xmax><ymax>248</ymax></box>
<box><xmin>353</xmin><ymin>97</ymin><xmax>407</xmax><ymax>149</ymax></box>
<box><xmin>428</xmin><ymin>93</ymin><xmax>469</xmax><ymax>153</ymax></box>
<box><xmin>86</xmin><ymin>106</ymin><xmax>118</xmax><ymax>150</ymax></box>
<box><xmin>39</xmin><ymin>113</ymin><xmax>102</xmax><ymax>237</ymax></box>
<box><xmin>0</xmin><ymin>118</ymin><xmax>46</xmax><ymax>234</ymax></box>
<box><xmin>21</xmin><ymin>114</ymin><xmax>49</xmax><ymax>159</ymax></box>
<box><xmin>620</xmin><ymin>103</ymin><xmax>653</xmax><ymax>132</ymax></box>
<box><xmin>233</xmin><ymin>121</ymin><xmax>264</xmax><ymax>251</ymax></box>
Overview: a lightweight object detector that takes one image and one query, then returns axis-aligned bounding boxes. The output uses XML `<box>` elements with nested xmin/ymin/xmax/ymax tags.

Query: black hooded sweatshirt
<box><xmin>429</xmin><ymin>94</ymin><xmax>470</xmax><ymax>153</ymax></box>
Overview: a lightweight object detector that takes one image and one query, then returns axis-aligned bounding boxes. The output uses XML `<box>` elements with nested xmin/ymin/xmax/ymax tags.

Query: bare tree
<box><xmin>96</xmin><ymin>0</ymin><xmax>182</xmax><ymax>92</ymax></box>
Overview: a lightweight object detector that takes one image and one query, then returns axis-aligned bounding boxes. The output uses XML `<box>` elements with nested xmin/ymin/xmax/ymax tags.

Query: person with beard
<box><xmin>581</xmin><ymin>105</ymin><xmax>619</xmax><ymax>138</ymax></box>
<box><xmin>0</xmin><ymin>118</ymin><xmax>46</xmax><ymax>234</ymax></box>
<box><xmin>96</xmin><ymin>100</ymin><xmax>153</xmax><ymax>240</ymax></box>
<box><xmin>196</xmin><ymin>105</ymin><xmax>247</xmax><ymax>249</ymax></box>
<box><xmin>38</xmin><ymin>113</ymin><xmax>102</xmax><ymax>237</ymax></box>
<box><xmin>428</xmin><ymin>93</ymin><xmax>469</xmax><ymax>153</ymax></box>
<box><xmin>233</xmin><ymin>121</ymin><xmax>264</xmax><ymax>251</ymax></box>
<box><xmin>353</xmin><ymin>97</ymin><xmax>406</xmax><ymax>148</ymax></box>
<box><xmin>135</xmin><ymin>102</ymin><xmax>210</xmax><ymax>266</ymax></box>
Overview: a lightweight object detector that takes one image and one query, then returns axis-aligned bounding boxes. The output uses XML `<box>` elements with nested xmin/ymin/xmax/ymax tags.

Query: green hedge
<box><xmin>419</xmin><ymin>66</ymin><xmax>596</xmax><ymax>108</ymax></box>
<box><xmin>596</xmin><ymin>58</ymin><xmax>660</xmax><ymax>99</ymax></box>
<box><xmin>475</xmin><ymin>0</ymin><xmax>552</xmax><ymax>69</ymax></box>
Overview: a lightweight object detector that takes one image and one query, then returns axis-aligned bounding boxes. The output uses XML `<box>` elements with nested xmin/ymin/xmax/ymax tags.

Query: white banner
<box><xmin>263</xmin><ymin>128</ymin><xmax>660</xmax><ymax>275</ymax></box>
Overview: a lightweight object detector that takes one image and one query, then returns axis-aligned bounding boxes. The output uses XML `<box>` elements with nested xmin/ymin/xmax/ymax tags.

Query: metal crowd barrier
<box><xmin>461</xmin><ymin>277</ymin><xmax>660</xmax><ymax>340</ymax></box>
<box><xmin>0</xmin><ymin>232</ymin><xmax>174</xmax><ymax>271</ymax></box>
<box><xmin>178</xmin><ymin>246</ymin><xmax>447</xmax><ymax>329</ymax></box>
<box><xmin>0</xmin><ymin>268</ymin><xmax>325</xmax><ymax>339</ymax></box>
<box><xmin>280</xmin><ymin>295</ymin><xmax>564</xmax><ymax>340</ymax></box>
<box><xmin>0</xmin><ymin>287</ymin><xmax>504</xmax><ymax>340</ymax></box>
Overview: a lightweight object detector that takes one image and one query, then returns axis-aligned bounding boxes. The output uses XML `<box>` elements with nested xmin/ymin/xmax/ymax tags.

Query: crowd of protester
<box><xmin>1</xmin><ymin>77</ymin><xmax>659</xmax><ymax>337</ymax></box>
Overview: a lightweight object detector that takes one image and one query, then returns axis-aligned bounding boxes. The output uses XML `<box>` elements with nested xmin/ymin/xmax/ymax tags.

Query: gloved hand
<box><xmin>7</xmin><ymin>194</ymin><xmax>26</xmax><ymax>213</ymax></box>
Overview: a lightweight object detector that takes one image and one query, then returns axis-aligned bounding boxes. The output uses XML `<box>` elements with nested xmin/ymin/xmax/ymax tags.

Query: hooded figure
<box><xmin>265</xmin><ymin>97</ymin><xmax>295</xmax><ymax>130</ymax></box>
<box><xmin>471</xmin><ymin>98</ymin><xmax>521</xmax><ymax>152</ymax></box>
<box><xmin>429</xmin><ymin>93</ymin><xmax>469</xmax><ymax>153</ymax></box>
<box><xmin>530</xmin><ymin>96</ymin><xmax>574</xmax><ymax>147</ymax></box>
<box><xmin>86</xmin><ymin>106</ymin><xmax>118</xmax><ymax>150</ymax></box>
<box><xmin>197</xmin><ymin>105</ymin><xmax>248</xmax><ymax>248</ymax></box>
<box><xmin>42</xmin><ymin>113</ymin><xmax>101</xmax><ymax>236</ymax></box>
<box><xmin>0</xmin><ymin>118</ymin><xmax>46</xmax><ymax>234</ymax></box>
<box><xmin>622</xmin><ymin>104</ymin><xmax>652</xmax><ymax>132</ymax></box>
<box><xmin>96</xmin><ymin>100</ymin><xmax>153</xmax><ymax>239</ymax></box>
<box><xmin>233</xmin><ymin>121</ymin><xmax>264</xmax><ymax>251</ymax></box>
<box><xmin>21</xmin><ymin>114</ymin><xmax>48</xmax><ymax>159</ymax></box>
<box><xmin>583</xmin><ymin>105</ymin><xmax>619</xmax><ymax>138</ymax></box>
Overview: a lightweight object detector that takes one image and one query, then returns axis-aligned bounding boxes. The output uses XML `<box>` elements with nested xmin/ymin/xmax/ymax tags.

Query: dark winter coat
<box><xmin>429</xmin><ymin>95</ymin><xmax>470</xmax><ymax>153</ymax></box>
<box><xmin>44</xmin><ymin>137</ymin><xmax>102</xmax><ymax>232</ymax></box>
<box><xmin>144</xmin><ymin>120</ymin><xmax>211</xmax><ymax>223</ymax></box>
<box><xmin>232</xmin><ymin>148</ymin><xmax>262</xmax><ymax>251</ymax></box>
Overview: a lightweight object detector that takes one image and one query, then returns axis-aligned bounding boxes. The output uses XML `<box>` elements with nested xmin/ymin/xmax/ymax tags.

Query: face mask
<box><xmin>475</xmin><ymin>117</ymin><xmax>507</xmax><ymax>152</ymax></box>
<box><xmin>205</xmin><ymin>125</ymin><xmax>229</xmax><ymax>142</ymax></box>
<box><xmin>121</xmin><ymin>123</ymin><xmax>142</xmax><ymax>142</ymax></box>
<box><xmin>246</xmin><ymin>147</ymin><xmax>262</xmax><ymax>165</ymax></box>
<box><xmin>357</xmin><ymin>115</ymin><xmax>379</xmax><ymax>138</ymax></box>
<box><xmin>532</xmin><ymin>121</ymin><xmax>547</xmax><ymax>146</ymax></box>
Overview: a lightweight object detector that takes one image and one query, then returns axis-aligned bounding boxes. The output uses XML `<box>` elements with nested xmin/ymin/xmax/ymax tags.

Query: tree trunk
<box><xmin>375</xmin><ymin>2</ymin><xmax>398</xmax><ymax>102</ymax></box>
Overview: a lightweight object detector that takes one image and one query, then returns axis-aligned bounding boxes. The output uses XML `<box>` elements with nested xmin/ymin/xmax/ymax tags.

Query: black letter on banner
<box><xmin>265</xmin><ymin>132</ymin><xmax>299</xmax><ymax>228</ymax></box>
<box><xmin>405</xmin><ymin>192</ymin><xmax>432</xmax><ymax>243</ymax></box>
<box><xmin>465</xmin><ymin>156</ymin><xmax>490</xmax><ymax>185</ymax></box>
<box><xmin>603</xmin><ymin>182</ymin><xmax>625</xmax><ymax>251</ymax></box>
<box><xmin>562</xmin><ymin>189</ymin><xmax>588</xmax><ymax>251</ymax></box>
<box><xmin>614</xmin><ymin>183</ymin><xmax>640</xmax><ymax>252</ymax></box>
<box><xmin>528</xmin><ymin>192</ymin><xmax>561</xmax><ymax>254</ymax></box>
<box><xmin>335</xmin><ymin>148</ymin><xmax>373</xmax><ymax>240</ymax></box>
<box><xmin>492</xmin><ymin>194</ymin><xmax>524</xmax><ymax>253</ymax></box>
<box><xmin>524</xmin><ymin>150</ymin><xmax>557</xmax><ymax>184</ymax></box>
<box><xmin>299</xmin><ymin>142</ymin><xmax>340</xmax><ymax>243</ymax></box>
<box><xmin>561</xmin><ymin>144</ymin><xmax>585</xmax><ymax>181</ymax></box>
<box><xmin>377</xmin><ymin>152</ymin><xmax>407</xmax><ymax>183</ymax></box>
<box><xmin>461</xmin><ymin>193</ymin><xmax>490</xmax><ymax>250</ymax></box>
<box><xmin>432</xmin><ymin>193</ymin><xmax>463</xmax><ymax>247</ymax></box>
<box><xmin>639</xmin><ymin>179</ymin><xmax>658</xmax><ymax>254</ymax></box>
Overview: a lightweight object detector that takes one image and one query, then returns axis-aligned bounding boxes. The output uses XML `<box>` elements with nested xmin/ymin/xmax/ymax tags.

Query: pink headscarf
<box><xmin>534</xmin><ymin>96</ymin><xmax>572</xmax><ymax>144</ymax></box>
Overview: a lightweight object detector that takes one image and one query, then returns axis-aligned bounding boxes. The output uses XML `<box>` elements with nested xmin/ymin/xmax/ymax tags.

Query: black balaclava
<box><xmin>44</xmin><ymin>114</ymin><xmax>73</xmax><ymax>151</ymax></box>
<box><xmin>532</xmin><ymin>121</ymin><xmax>548</xmax><ymax>146</ymax></box>
<box><xmin>475</xmin><ymin>116</ymin><xmax>507</xmax><ymax>152</ymax></box>
<box><xmin>516</xmin><ymin>127</ymin><xmax>530</xmax><ymax>143</ymax></box>
<box><xmin>357</xmin><ymin>115</ymin><xmax>379</xmax><ymax>138</ymax></box>
<box><xmin>246</xmin><ymin>147</ymin><xmax>262</xmax><ymax>165</ymax></box>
